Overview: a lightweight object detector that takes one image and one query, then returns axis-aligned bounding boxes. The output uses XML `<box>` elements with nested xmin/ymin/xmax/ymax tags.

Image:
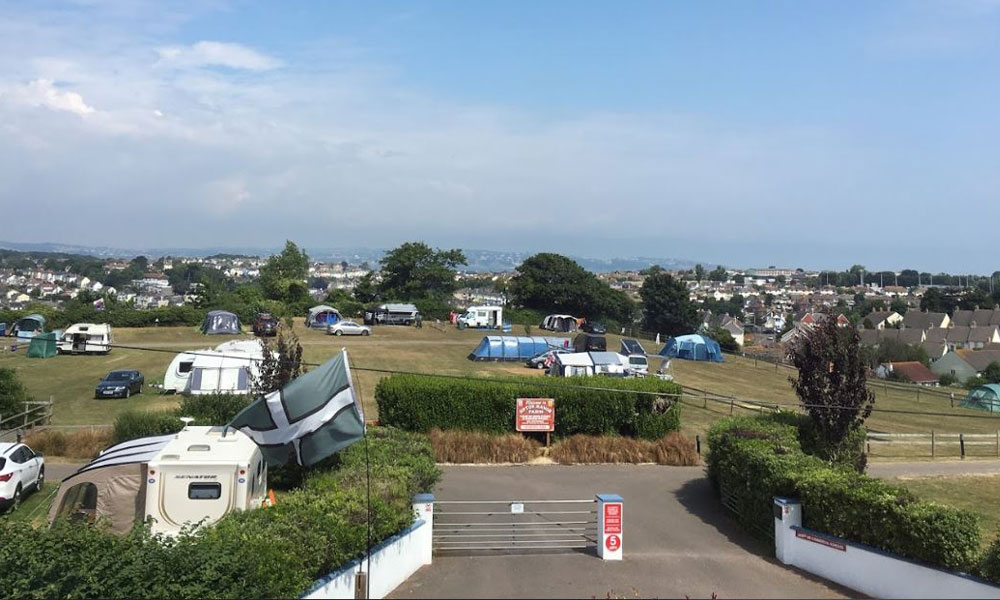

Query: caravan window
<box><xmin>188</xmin><ymin>483</ymin><xmax>222</xmax><ymax>500</ymax></box>
<box><xmin>178</xmin><ymin>361</ymin><xmax>193</xmax><ymax>374</ymax></box>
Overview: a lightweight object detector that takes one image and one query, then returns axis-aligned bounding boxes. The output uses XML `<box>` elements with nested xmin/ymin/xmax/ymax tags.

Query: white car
<box><xmin>0</xmin><ymin>442</ymin><xmax>45</xmax><ymax>511</ymax></box>
<box><xmin>327</xmin><ymin>320</ymin><xmax>372</xmax><ymax>336</ymax></box>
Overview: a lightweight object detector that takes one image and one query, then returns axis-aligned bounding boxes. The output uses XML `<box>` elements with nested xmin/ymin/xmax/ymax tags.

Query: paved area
<box><xmin>45</xmin><ymin>461</ymin><xmax>84</xmax><ymax>482</ymax></box>
<box><xmin>868</xmin><ymin>460</ymin><xmax>1000</xmax><ymax>478</ymax></box>
<box><xmin>391</xmin><ymin>465</ymin><xmax>848</xmax><ymax>599</ymax></box>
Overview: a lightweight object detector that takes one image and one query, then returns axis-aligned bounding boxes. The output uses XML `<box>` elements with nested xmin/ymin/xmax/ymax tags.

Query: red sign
<box><xmin>605</xmin><ymin>534</ymin><xmax>621</xmax><ymax>552</ymax></box>
<box><xmin>796</xmin><ymin>530</ymin><xmax>846</xmax><ymax>552</ymax></box>
<box><xmin>604</xmin><ymin>503</ymin><xmax>622</xmax><ymax>534</ymax></box>
<box><xmin>516</xmin><ymin>398</ymin><xmax>555</xmax><ymax>432</ymax></box>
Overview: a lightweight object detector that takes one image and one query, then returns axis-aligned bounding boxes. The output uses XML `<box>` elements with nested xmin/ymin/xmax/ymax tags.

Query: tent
<box><xmin>540</xmin><ymin>314</ymin><xmax>578</xmax><ymax>332</ymax></box>
<box><xmin>27</xmin><ymin>331</ymin><xmax>58</xmax><ymax>358</ymax></box>
<box><xmin>12</xmin><ymin>313</ymin><xmax>45</xmax><ymax>339</ymax></box>
<box><xmin>620</xmin><ymin>338</ymin><xmax>646</xmax><ymax>356</ymax></box>
<box><xmin>49</xmin><ymin>435</ymin><xmax>174</xmax><ymax>534</ymax></box>
<box><xmin>306</xmin><ymin>305</ymin><xmax>342</xmax><ymax>329</ymax></box>
<box><xmin>658</xmin><ymin>334</ymin><xmax>724</xmax><ymax>362</ymax></box>
<box><xmin>201</xmin><ymin>310</ymin><xmax>241</xmax><ymax>335</ymax></box>
<box><xmin>468</xmin><ymin>336</ymin><xmax>570</xmax><ymax>361</ymax></box>
<box><xmin>961</xmin><ymin>384</ymin><xmax>1000</xmax><ymax>413</ymax></box>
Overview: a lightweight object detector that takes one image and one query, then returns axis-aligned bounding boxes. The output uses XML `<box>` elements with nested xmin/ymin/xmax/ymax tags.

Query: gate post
<box><xmin>596</xmin><ymin>494</ymin><xmax>623</xmax><ymax>561</ymax></box>
<box><xmin>412</xmin><ymin>493</ymin><xmax>434</xmax><ymax>565</ymax></box>
<box><xmin>773</xmin><ymin>497</ymin><xmax>802</xmax><ymax>564</ymax></box>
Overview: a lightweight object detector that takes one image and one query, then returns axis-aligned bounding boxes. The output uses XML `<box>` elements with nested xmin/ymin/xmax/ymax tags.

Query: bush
<box><xmin>112</xmin><ymin>410</ymin><xmax>186</xmax><ymax>443</ymax></box>
<box><xmin>980</xmin><ymin>537</ymin><xmax>1000</xmax><ymax>584</ymax></box>
<box><xmin>376</xmin><ymin>373</ymin><xmax>682</xmax><ymax>439</ymax></box>
<box><xmin>0</xmin><ymin>366</ymin><xmax>33</xmax><ymax>418</ymax></box>
<box><xmin>938</xmin><ymin>373</ymin><xmax>959</xmax><ymax>387</ymax></box>
<box><xmin>177</xmin><ymin>394</ymin><xmax>251</xmax><ymax>424</ymax></box>
<box><xmin>429</xmin><ymin>429</ymin><xmax>540</xmax><ymax>463</ymax></box>
<box><xmin>707</xmin><ymin>413</ymin><xmax>983</xmax><ymax>573</ymax></box>
<box><xmin>651</xmin><ymin>433</ymin><xmax>699</xmax><ymax>466</ymax></box>
<box><xmin>112</xmin><ymin>394</ymin><xmax>252</xmax><ymax>444</ymax></box>
<box><xmin>0</xmin><ymin>427</ymin><xmax>437</xmax><ymax>599</ymax></box>
<box><xmin>549</xmin><ymin>432</ymin><xmax>699</xmax><ymax>465</ymax></box>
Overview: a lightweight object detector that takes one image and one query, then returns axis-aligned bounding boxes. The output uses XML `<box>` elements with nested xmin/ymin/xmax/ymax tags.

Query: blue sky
<box><xmin>0</xmin><ymin>1</ymin><xmax>998</xmax><ymax>271</ymax></box>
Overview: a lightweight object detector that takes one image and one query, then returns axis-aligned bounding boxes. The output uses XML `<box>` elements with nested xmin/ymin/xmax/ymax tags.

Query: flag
<box><xmin>227</xmin><ymin>350</ymin><xmax>365</xmax><ymax>466</ymax></box>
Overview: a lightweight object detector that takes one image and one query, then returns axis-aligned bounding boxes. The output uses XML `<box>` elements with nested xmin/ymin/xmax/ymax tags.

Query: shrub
<box><xmin>980</xmin><ymin>537</ymin><xmax>1000</xmax><ymax>584</ymax></box>
<box><xmin>113</xmin><ymin>394</ymin><xmax>252</xmax><ymax>444</ymax></box>
<box><xmin>0</xmin><ymin>427</ymin><xmax>436</xmax><ymax>599</ymax></box>
<box><xmin>550</xmin><ymin>432</ymin><xmax>699</xmax><ymax>465</ymax></box>
<box><xmin>0</xmin><ymin>366</ymin><xmax>33</xmax><ymax>418</ymax></box>
<box><xmin>706</xmin><ymin>414</ymin><xmax>983</xmax><ymax>572</ymax></box>
<box><xmin>177</xmin><ymin>394</ymin><xmax>251</xmax><ymax>424</ymax></box>
<box><xmin>938</xmin><ymin>373</ymin><xmax>959</xmax><ymax>387</ymax></box>
<box><xmin>112</xmin><ymin>410</ymin><xmax>185</xmax><ymax>443</ymax></box>
<box><xmin>23</xmin><ymin>428</ymin><xmax>112</xmax><ymax>459</ymax></box>
<box><xmin>651</xmin><ymin>433</ymin><xmax>699</xmax><ymax>466</ymax></box>
<box><xmin>376</xmin><ymin>373</ymin><xmax>682</xmax><ymax>438</ymax></box>
<box><xmin>429</xmin><ymin>429</ymin><xmax>540</xmax><ymax>463</ymax></box>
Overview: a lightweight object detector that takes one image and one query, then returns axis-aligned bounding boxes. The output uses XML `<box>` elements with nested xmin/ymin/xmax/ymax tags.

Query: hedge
<box><xmin>375</xmin><ymin>373</ymin><xmax>681</xmax><ymax>439</ymax></box>
<box><xmin>706</xmin><ymin>413</ymin><xmax>986</xmax><ymax>575</ymax></box>
<box><xmin>0</xmin><ymin>426</ymin><xmax>439</xmax><ymax>599</ymax></box>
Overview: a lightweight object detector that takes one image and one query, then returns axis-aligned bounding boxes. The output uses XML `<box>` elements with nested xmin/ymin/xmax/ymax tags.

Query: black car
<box><xmin>253</xmin><ymin>313</ymin><xmax>279</xmax><ymax>337</ymax></box>
<box><xmin>573</xmin><ymin>333</ymin><xmax>607</xmax><ymax>352</ymax></box>
<box><xmin>580</xmin><ymin>321</ymin><xmax>606</xmax><ymax>334</ymax></box>
<box><xmin>95</xmin><ymin>370</ymin><xmax>144</xmax><ymax>399</ymax></box>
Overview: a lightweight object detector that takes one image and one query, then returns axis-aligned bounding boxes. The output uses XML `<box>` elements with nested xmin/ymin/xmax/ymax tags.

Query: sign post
<box><xmin>596</xmin><ymin>494</ymin><xmax>623</xmax><ymax>560</ymax></box>
<box><xmin>516</xmin><ymin>398</ymin><xmax>555</xmax><ymax>446</ymax></box>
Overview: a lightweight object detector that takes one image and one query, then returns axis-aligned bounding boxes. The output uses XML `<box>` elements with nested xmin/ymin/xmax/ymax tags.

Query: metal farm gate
<box><xmin>433</xmin><ymin>499</ymin><xmax>598</xmax><ymax>554</ymax></box>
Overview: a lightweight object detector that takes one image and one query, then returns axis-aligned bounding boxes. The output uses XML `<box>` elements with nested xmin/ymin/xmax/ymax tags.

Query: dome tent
<box><xmin>961</xmin><ymin>384</ymin><xmax>1000</xmax><ymax>413</ymax></box>
<box><xmin>306</xmin><ymin>305</ymin><xmax>342</xmax><ymax>329</ymax></box>
<box><xmin>201</xmin><ymin>310</ymin><xmax>241</xmax><ymax>335</ymax></box>
<box><xmin>658</xmin><ymin>334</ymin><xmax>724</xmax><ymax>362</ymax></box>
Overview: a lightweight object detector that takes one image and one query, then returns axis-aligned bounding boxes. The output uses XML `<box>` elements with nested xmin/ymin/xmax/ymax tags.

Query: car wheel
<box><xmin>35</xmin><ymin>469</ymin><xmax>44</xmax><ymax>491</ymax></box>
<box><xmin>11</xmin><ymin>484</ymin><xmax>21</xmax><ymax>511</ymax></box>
<box><xmin>125</xmin><ymin>388</ymin><xmax>131</xmax><ymax>398</ymax></box>
<box><xmin>137</xmin><ymin>385</ymin><xmax>142</xmax><ymax>395</ymax></box>
<box><xmin>362</xmin><ymin>330</ymin><xmax>370</xmax><ymax>336</ymax></box>
<box><xmin>536</xmin><ymin>362</ymin><xmax>546</xmax><ymax>369</ymax></box>
<box><xmin>335</xmin><ymin>330</ymin><xmax>343</xmax><ymax>336</ymax></box>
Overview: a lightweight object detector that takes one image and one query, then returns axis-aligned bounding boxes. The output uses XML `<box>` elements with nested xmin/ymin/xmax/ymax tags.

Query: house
<box><xmin>921</xmin><ymin>341</ymin><xmax>949</xmax><ymax>361</ymax></box>
<box><xmin>930</xmin><ymin>349</ymin><xmax>1000</xmax><ymax>383</ymax></box>
<box><xmin>698</xmin><ymin>311</ymin><xmax>746</xmax><ymax>347</ymax></box>
<box><xmin>902</xmin><ymin>311</ymin><xmax>950</xmax><ymax>330</ymax></box>
<box><xmin>875</xmin><ymin>361</ymin><xmax>939</xmax><ymax>386</ymax></box>
<box><xmin>861</xmin><ymin>311</ymin><xmax>903</xmax><ymax>330</ymax></box>
<box><xmin>950</xmin><ymin>308</ymin><xmax>1000</xmax><ymax>328</ymax></box>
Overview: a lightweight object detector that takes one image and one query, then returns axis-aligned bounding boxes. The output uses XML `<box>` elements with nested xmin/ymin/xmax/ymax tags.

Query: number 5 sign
<box><xmin>596</xmin><ymin>494</ymin><xmax>624</xmax><ymax>560</ymax></box>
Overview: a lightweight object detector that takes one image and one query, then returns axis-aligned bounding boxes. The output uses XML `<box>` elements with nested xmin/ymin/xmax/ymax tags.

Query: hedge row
<box><xmin>111</xmin><ymin>394</ymin><xmax>252</xmax><ymax>444</ymax></box>
<box><xmin>706</xmin><ymin>413</ymin><xmax>992</xmax><ymax>578</ymax></box>
<box><xmin>375</xmin><ymin>374</ymin><xmax>681</xmax><ymax>439</ymax></box>
<box><xmin>0</xmin><ymin>426</ymin><xmax>439</xmax><ymax>599</ymax></box>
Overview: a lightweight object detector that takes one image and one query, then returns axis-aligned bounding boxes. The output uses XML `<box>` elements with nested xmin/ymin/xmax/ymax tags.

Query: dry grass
<box><xmin>550</xmin><ymin>432</ymin><xmax>700</xmax><ymax>466</ymax></box>
<box><xmin>23</xmin><ymin>427</ymin><xmax>112</xmax><ymax>459</ymax></box>
<box><xmin>429</xmin><ymin>428</ymin><xmax>541</xmax><ymax>463</ymax></box>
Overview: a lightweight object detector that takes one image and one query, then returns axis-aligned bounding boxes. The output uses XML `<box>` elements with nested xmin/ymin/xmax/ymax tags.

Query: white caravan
<box><xmin>457</xmin><ymin>306</ymin><xmax>503</xmax><ymax>329</ymax></box>
<box><xmin>163</xmin><ymin>350</ymin><xmax>210</xmax><ymax>394</ymax></box>
<box><xmin>164</xmin><ymin>340</ymin><xmax>267</xmax><ymax>395</ymax></box>
<box><xmin>57</xmin><ymin>323</ymin><xmax>112</xmax><ymax>354</ymax></box>
<box><xmin>49</xmin><ymin>425</ymin><xmax>267</xmax><ymax>536</ymax></box>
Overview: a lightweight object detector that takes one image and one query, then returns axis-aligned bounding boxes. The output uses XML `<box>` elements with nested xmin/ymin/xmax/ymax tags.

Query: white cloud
<box><xmin>0</xmin><ymin>78</ymin><xmax>95</xmax><ymax>116</ymax></box>
<box><xmin>156</xmin><ymin>41</ymin><xmax>281</xmax><ymax>71</ymax></box>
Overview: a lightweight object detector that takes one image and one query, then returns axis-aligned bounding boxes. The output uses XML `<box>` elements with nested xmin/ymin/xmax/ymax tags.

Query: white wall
<box><xmin>774</xmin><ymin>497</ymin><xmax>1000</xmax><ymax>599</ymax></box>
<box><xmin>304</xmin><ymin>495</ymin><xmax>433</xmax><ymax>600</ymax></box>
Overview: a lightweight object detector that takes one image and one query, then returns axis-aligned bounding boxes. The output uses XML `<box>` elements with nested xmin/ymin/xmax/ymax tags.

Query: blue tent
<box><xmin>658</xmin><ymin>334</ymin><xmax>724</xmax><ymax>362</ymax></box>
<box><xmin>961</xmin><ymin>384</ymin><xmax>1000</xmax><ymax>413</ymax></box>
<box><xmin>469</xmin><ymin>336</ymin><xmax>571</xmax><ymax>361</ymax></box>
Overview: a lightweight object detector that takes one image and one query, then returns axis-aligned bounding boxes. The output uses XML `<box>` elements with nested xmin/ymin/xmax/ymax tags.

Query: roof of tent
<box><xmin>201</xmin><ymin>310</ymin><xmax>241</xmax><ymax>334</ymax></box>
<box><xmin>468</xmin><ymin>336</ymin><xmax>570</xmax><ymax>361</ymax></box>
<box><xmin>658</xmin><ymin>334</ymin><xmax>724</xmax><ymax>362</ymax></box>
<box><xmin>555</xmin><ymin>352</ymin><xmax>595</xmax><ymax>367</ymax></box>
<box><xmin>308</xmin><ymin>305</ymin><xmax>340</xmax><ymax>317</ymax></box>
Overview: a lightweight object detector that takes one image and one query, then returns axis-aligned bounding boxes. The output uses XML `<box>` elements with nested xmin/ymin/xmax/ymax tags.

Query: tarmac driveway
<box><xmin>391</xmin><ymin>465</ymin><xmax>848</xmax><ymax>599</ymax></box>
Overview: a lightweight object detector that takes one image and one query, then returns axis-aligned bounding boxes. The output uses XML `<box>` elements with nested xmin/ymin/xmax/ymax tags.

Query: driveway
<box><xmin>391</xmin><ymin>465</ymin><xmax>848</xmax><ymax>599</ymax></box>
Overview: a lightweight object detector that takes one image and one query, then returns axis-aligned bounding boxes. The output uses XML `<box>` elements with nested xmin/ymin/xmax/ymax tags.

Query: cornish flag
<box><xmin>227</xmin><ymin>350</ymin><xmax>365</xmax><ymax>466</ymax></box>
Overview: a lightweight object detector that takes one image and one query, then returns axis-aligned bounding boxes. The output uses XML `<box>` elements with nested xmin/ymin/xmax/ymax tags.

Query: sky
<box><xmin>0</xmin><ymin>1</ymin><xmax>998</xmax><ymax>272</ymax></box>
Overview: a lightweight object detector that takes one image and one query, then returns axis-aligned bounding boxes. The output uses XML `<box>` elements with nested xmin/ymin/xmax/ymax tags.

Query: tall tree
<box><xmin>249</xmin><ymin>330</ymin><xmax>304</xmax><ymax>396</ymax></box>
<box><xmin>377</xmin><ymin>242</ymin><xmax>466</xmax><ymax>300</ymax></box>
<box><xmin>258</xmin><ymin>241</ymin><xmax>311</xmax><ymax>308</ymax></box>
<box><xmin>639</xmin><ymin>271</ymin><xmax>697</xmax><ymax>336</ymax></box>
<box><xmin>789</xmin><ymin>314</ymin><xmax>874</xmax><ymax>465</ymax></box>
<box><xmin>510</xmin><ymin>253</ymin><xmax>632</xmax><ymax>322</ymax></box>
<box><xmin>694</xmin><ymin>264</ymin><xmax>705</xmax><ymax>283</ymax></box>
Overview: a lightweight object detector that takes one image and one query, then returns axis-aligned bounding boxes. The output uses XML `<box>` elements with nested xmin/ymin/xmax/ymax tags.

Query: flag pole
<box><xmin>348</xmin><ymin>348</ymin><xmax>372</xmax><ymax>600</ymax></box>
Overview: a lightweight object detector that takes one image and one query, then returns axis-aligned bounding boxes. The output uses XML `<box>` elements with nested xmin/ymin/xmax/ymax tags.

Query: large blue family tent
<box><xmin>658</xmin><ymin>334</ymin><xmax>724</xmax><ymax>362</ymax></box>
<box><xmin>961</xmin><ymin>384</ymin><xmax>1000</xmax><ymax>413</ymax></box>
<box><xmin>469</xmin><ymin>336</ymin><xmax>571</xmax><ymax>361</ymax></box>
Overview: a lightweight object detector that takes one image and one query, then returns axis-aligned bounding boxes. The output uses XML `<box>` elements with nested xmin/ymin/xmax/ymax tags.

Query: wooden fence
<box><xmin>0</xmin><ymin>400</ymin><xmax>54</xmax><ymax>442</ymax></box>
<box><xmin>866</xmin><ymin>431</ymin><xmax>1000</xmax><ymax>459</ymax></box>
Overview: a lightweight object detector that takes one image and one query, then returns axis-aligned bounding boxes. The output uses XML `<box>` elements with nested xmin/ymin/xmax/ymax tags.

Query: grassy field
<box><xmin>4</xmin><ymin>323</ymin><xmax>1000</xmax><ymax>452</ymax></box>
<box><xmin>891</xmin><ymin>474</ymin><xmax>1000</xmax><ymax>546</ymax></box>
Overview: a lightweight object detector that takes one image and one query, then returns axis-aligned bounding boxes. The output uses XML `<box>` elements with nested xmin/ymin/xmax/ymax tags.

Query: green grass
<box><xmin>0</xmin><ymin>481</ymin><xmax>57</xmax><ymax>526</ymax></box>
<box><xmin>891</xmin><ymin>475</ymin><xmax>1000</xmax><ymax>547</ymax></box>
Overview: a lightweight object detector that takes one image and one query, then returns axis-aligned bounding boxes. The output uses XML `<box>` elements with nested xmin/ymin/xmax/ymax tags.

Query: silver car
<box><xmin>327</xmin><ymin>320</ymin><xmax>372</xmax><ymax>336</ymax></box>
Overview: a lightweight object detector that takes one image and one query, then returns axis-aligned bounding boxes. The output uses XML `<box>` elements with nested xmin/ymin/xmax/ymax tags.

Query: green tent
<box><xmin>27</xmin><ymin>332</ymin><xmax>58</xmax><ymax>358</ymax></box>
<box><xmin>961</xmin><ymin>384</ymin><xmax>1000</xmax><ymax>413</ymax></box>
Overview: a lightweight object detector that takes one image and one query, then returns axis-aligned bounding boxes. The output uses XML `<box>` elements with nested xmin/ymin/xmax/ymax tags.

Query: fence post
<box><xmin>696</xmin><ymin>435</ymin><xmax>701</xmax><ymax>455</ymax></box>
<box><xmin>950</xmin><ymin>393</ymin><xmax>955</xmax><ymax>408</ymax></box>
<box><xmin>996</xmin><ymin>431</ymin><xmax>999</xmax><ymax>458</ymax></box>
<box><xmin>703</xmin><ymin>390</ymin><xmax>707</xmax><ymax>409</ymax></box>
<box><xmin>931</xmin><ymin>430</ymin><xmax>935</xmax><ymax>458</ymax></box>
<box><xmin>960</xmin><ymin>433</ymin><xmax>966</xmax><ymax>460</ymax></box>
<box><xmin>729</xmin><ymin>398</ymin><xmax>735</xmax><ymax>415</ymax></box>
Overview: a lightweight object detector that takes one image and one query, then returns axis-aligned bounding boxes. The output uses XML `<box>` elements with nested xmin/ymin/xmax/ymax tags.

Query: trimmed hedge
<box><xmin>707</xmin><ymin>413</ymin><xmax>985</xmax><ymax>574</ymax></box>
<box><xmin>0</xmin><ymin>426</ymin><xmax>439</xmax><ymax>599</ymax></box>
<box><xmin>375</xmin><ymin>374</ymin><xmax>681</xmax><ymax>439</ymax></box>
<box><xmin>112</xmin><ymin>394</ymin><xmax>252</xmax><ymax>444</ymax></box>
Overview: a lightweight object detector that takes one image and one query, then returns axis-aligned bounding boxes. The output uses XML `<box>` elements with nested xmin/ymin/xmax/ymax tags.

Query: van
<box><xmin>457</xmin><ymin>306</ymin><xmax>503</xmax><ymax>329</ymax></box>
<box><xmin>572</xmin><ymin>333</ymin><xmax>607</xmax><ymax>353</ymax></box>
<box><xmin>58</xmin><ymin>323</ymin><xmax>112</xmax><ymax>354</ymax></box>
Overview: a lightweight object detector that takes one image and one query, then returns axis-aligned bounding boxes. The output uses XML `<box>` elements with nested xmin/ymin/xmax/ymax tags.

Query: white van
<box><xmin>457</xmin><ymin>306</ymin><xmax>503</xmax><ymax>329</ymax></box>
<box><xmin>58</xmin><ymin>323</ymin><xmax>112</xmax><ymax>354</ymax></box>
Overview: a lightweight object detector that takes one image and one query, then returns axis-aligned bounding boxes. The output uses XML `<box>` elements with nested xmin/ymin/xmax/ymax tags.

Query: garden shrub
<box><xmin>0</xmin><ymin>427</ymin><xmax>437</xmax><ymax>599</ymax></box>
<box><xmin>112</xmin><ymin>394</ymin><xmax>252</xmax><ymax>444</ymax></box>
<box><xmin>375</xmin><ymin>373</ymin><xmax>682</xmax><ymax>438</ymax></box>
<box><xmin>706</xmin><ymin>413</ymin><xmax>984</xmax><ymax>574</ymax></box>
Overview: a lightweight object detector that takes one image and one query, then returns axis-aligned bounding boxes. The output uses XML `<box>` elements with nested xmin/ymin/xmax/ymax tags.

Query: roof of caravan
<box><xmin>589</xmin><ymin>351</ymin><xmax>626</xmax><ymax>365</ymax></box>
<box><xmin>150</xmin><ymin>426</ymin><xmax>258</xmax><ymax>465</ymax></box>
<box><xmin>64</xmin><ymin>323</ymin><xmax>111</xmax><ymax>333</ymax></box>
<box><xmin>555</xmin><ymin>352</ymin><xmax>595</xmax><ymax>367</ymax></box>
<box><xmin>379</xmin><ymin>303</ymin><xmax>418</xmax><ymax>312</ymax></box>
<box><xmin>213</xmin><ymin>339</ymin><xmax>264</xmax><ymax>354</ymax></box>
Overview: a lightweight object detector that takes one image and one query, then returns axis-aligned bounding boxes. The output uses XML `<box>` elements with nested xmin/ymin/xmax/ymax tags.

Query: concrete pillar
<box><xmin>773</xmin><ymin>496</ymin><xmax>802</xmax><ymax>565</ymax></box>
<box><xmin>596</xmin><ymin>494</ymin><xmax>624</xmax><ymax>561</ymax></box>
<box><xmin>412</xmin><ymin>493</ymin><xmax>434</xmax><ymax>566</ymax></box>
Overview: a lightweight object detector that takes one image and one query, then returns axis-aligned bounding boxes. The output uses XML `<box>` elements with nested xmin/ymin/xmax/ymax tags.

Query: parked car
<box><xmin>580</xmin><ymin>321</ymin><xmax>606</xmax><ymax>334</ymax></box>
<box><xmin>95</xmin><ymin>369</ymin><xmax>144</xmax><ymax>399</ymax></box>
<box><xmin>0</xmin><ymin>442</ymin><xmax>44</xmax><ymax>512</ymax></box>
<box><xmin>572</xmin><ymin>333</ymin><xmax>607</xmax><ymax>352</ymax></box>
<box><xmin>526</xmin><ymin>348</ymin><xmax>569</xmax><ymax>369</ymax></box>
<box><xmin>252</xmin><ymin>313</ymin><xmax>279</xmax><ymax>337</ymax></box>
<box><xmin>327</xmin><ymin>320</ymin><xmax>372</xmax><ymax>336</ymax></box>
